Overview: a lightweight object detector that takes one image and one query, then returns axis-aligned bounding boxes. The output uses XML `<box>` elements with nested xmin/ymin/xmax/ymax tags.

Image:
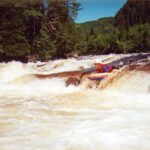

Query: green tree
<box><xmin>0</xmin><ymin>7</ymin><xmax>30</xmax><ymax>59</ymax></box>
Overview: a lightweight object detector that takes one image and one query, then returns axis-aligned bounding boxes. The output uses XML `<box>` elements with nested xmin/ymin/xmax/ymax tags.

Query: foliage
<box><xmin>115</xmin><ymin>0</ymin><xmax>150</xmax><ymax>28</ymax></box>
<box><xmin>0</xmin><ymin>7</ymin><xmax>31</xmax><ymax>58</ymax></box>
<box><xmin>0</xmin><ymin>0</ymin><xmax>81</xmax><ymax>61</ymax></box>
<box><xmin>79</xmin><ymin>0</ymin><xmax>150</xmax><ymax>55</ymax></box>
<box><xmin>80</xmin><ymin>19</ymin><xmax>150</xmax><ymax>55</ymax></box>
<box><xmin>0</xmin><ymin>0</ymin><xmax>149</xmax><ymax>62</ymax></box>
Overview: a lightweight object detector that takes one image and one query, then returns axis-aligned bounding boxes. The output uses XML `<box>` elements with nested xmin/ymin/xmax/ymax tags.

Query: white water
<box><xmin>0</xmin><ymin>54</ymin><xmax>150</xmax><ymax>150</ymax></box>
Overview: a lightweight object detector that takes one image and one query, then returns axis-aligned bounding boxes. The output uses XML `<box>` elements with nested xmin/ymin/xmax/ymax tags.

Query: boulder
<box><xmin>136</xmin><ymin>63</ymin><xmax>150</xmax><ymax>73</ymax></box>
<box><xmin>66</xmin><ymin>77</ymin><xmax>80</xmax><ymax>86</ymax></box>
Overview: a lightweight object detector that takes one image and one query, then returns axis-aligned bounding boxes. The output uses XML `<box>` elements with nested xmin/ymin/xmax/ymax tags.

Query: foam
<box><xmin>0</xmin><ymin>54</ymin><xmax>150</xmax><ymax>150</ymax></box>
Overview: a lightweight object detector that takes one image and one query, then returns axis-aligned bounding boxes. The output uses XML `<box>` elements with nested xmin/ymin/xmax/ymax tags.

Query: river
<box><xmin>0</xmin><ymin>54</ymin><xmax>150</xmax><ymax>150</ymax></box>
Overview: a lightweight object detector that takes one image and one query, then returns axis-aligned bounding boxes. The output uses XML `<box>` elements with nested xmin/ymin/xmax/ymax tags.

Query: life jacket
<box><xmin>95</xmin><ymin>63</ymin><xmax>112</xmax><ymax>73</ymax></box>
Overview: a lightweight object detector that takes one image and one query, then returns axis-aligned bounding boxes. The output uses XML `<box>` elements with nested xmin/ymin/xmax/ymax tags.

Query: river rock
<box><xmin>66</xmin><ymin>77</ymin><xmax>80</xmax><ymax>86</ymax></box>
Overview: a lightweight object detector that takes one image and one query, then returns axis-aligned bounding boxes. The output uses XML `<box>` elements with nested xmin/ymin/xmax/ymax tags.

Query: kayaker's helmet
<box><xmin>94</xmin><ymin>63</ymin><xmax>104</xmax><ymax>72</ymax></box>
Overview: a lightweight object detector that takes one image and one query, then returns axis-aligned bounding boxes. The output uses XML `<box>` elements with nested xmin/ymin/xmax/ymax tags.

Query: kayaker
<box><xmin>94</xmin><ymin>63</ymin><xmax>113</xmax><ymax>73</ymax></box>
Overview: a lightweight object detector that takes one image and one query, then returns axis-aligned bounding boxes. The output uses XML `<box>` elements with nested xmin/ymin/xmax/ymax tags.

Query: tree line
<box><xmin>79</xmin><ymin>0</ymin><xmax>150</xmax><ymax>55</ymax></box>
<box><xmin>0</xmin><ymin>0</ymin><xmax>149</xmax><ymax>62</ymax></box>
<box><xmin>79</xmin><ymin>21</ymin><xmax>150</xmax><ymax>55</ymax></box>
<box><xmin>0</xmin><ymin>0</ymin><xmax>82</xmax><ymax>61</ymax></box>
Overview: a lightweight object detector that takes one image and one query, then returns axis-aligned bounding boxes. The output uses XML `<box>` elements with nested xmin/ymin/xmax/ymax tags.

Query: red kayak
<box><xmin>88</xmin><ymin>73</ymin><xmax>111</xmax><ymax>81</ymax></box>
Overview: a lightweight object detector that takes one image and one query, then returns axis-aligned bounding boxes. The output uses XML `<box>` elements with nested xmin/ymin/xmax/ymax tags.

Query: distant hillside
<box><xmin>115</xmin><ymin>0</ymin><xmax>150</xmax><ymax>27</ymax></box>
<box><xmin>77</xmin><ymin>0</ymin><xmax>150</xmax><ymax>55</ymax></box>
<box><xmin>79</xmin><ymin>17</ymin><xmax>114</xmax><ymax>35</ymax></box>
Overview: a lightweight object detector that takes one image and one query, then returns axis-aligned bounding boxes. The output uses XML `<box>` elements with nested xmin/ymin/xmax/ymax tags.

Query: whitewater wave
<box><xmin>0</xmin><ymin>54</ymin><xmax>150</xmax><ymax>150</ymax></box>
<box><xmin>8</xmin><ymin>61</ymin><xmax>150</xmax><ymax>98</ymax></box>
<box><xmin>98</xmin><ymin>64</ymin><xmax>150</xmax><ymax>94</ymax></box>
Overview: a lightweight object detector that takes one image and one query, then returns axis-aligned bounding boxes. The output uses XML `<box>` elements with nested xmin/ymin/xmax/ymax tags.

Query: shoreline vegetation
<box><xmin>0</xmin><ymin>0</ymin><xmax>150</xmax><ymax>62</ymax></box>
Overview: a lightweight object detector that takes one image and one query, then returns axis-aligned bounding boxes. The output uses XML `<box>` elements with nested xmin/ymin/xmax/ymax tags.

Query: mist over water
<box><xmin>0</xmin><ymin>54</ymin><xmax>150</xmax><ymax>150</ymax></box>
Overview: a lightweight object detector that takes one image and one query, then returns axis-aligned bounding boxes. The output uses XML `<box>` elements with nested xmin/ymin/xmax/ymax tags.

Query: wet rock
<box><xmin>136</xmin><ymin>63</ymin><xmax>150</xmax><ymax>73</ymax></box>
<box><xmin>36</xmin><ymin>63</ymin><xmax>47</xmax><ymax>67</ymax></box>
<box><xmin>110</xmin><ymin>53</ymin><xmax>150</xmax><ymax>69</ymax></box>
<box><xmin>66</xmin><ymin>77</ymin><xmax>80</xmax><ymax>86</ymax></box>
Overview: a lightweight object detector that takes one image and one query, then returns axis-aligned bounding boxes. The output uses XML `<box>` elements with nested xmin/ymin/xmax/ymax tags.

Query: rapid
<box><xmin>0</xmin><ymin>54</ymin><xmax>150</xmax><ymax>150</ymax></box>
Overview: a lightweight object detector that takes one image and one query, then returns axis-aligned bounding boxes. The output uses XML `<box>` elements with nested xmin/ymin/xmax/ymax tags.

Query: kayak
<box><xmin>88</xmin><ymin>72</ymin><xmax>112</xmax><ymax>81</ymax></box>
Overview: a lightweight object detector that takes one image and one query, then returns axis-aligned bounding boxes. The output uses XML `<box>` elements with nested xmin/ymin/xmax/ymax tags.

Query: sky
<box><xmin>75</xmin><ymin>0</ymin><xmax>127</xmax><ymax>23</ymax></box>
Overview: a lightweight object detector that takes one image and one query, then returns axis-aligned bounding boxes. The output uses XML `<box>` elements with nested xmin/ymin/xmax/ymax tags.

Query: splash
<box><xmin>0</xmin><ymin>54</ymin><xmax>150</xmax><ymax>150</ymax></box>
<box><xmin>98</xmin><ymin>64</ymin><xmax>150</xmax><ymax>94</ymax></box>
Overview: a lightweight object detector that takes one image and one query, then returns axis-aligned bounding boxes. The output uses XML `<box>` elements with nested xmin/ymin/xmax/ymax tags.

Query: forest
<box><xmin>0</xmin><ymin>0</ymin><xmax>150</xmax><ymax>62</ymax></box>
